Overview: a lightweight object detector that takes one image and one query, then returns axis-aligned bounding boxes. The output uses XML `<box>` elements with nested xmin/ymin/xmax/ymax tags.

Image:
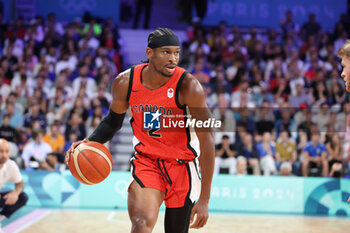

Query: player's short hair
<box><xmin>148</xmin><ymin>28</ymin><xmax>176</xmax><ymax>45</ymax></box>
<box><xmin>337</xmin><ymin>40</ymin><xmax>350</xmax><ymax>58</ymax></box>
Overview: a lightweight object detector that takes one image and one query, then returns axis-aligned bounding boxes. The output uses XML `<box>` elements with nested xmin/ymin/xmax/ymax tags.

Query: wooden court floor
<box><xmin>6</xmin><ymin>209</ymin><xmax>350</xmax><ymax>233</ymax></box>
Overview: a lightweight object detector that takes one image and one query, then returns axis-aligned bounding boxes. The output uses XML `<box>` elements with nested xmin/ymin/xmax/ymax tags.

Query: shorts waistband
<box><xmin>133</xmin><ymin>153</ymin><xmax>192</xmax><ymax>165</ymax></box>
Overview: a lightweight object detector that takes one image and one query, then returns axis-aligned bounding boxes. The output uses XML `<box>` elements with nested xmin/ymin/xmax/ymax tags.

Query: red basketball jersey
<box><xmin>127</xmin><ymin>64</ymin><xmax>199</xmax><ymax>161</ymax></box>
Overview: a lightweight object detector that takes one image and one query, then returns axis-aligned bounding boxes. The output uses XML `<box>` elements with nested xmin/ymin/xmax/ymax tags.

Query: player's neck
<box><xmin>142</xmin><ymin>65</ymin><xmax>170</xmax><ymax>90</ymax></box>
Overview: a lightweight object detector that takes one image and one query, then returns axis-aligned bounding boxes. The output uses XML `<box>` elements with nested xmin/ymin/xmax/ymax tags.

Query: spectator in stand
<box><xmin>231</xmin><ymin>80</ymin><xmax>255</xmax><ymax>108</ymax></box>
<box><xmin>235</xmin><ymin>133</ymin><xmax>260</xmax><ymax>175</ymax></box>
<box><xmin>254</xmin><ymin>101</ymin><xmax>275</xmax><ymax>135</ymax></box>
<box><xmin>23</xmin><ymin>100</ymin><xmax>46</xmax><ymax>131</ymax></box>
<box><xmin>87</xmin><ymin>99</ymin><xmax>107</xmax><ymax>125</ymax></box>
<box><xmin>189</xmin><ymin>27</ymin><xmax>210</xmax><ymax>55</ymax></box>
<box><xmin>55</xmin><ymin>52</ymin><xmax>76</xmax><ymax>77</ymax></box>
<box><xmin>256</xmin><ymin>132</ymin><xmax>277</xmax><ymax>176</ymax></box>
<box><xmin>191</xmin><ymin>56</ymin><xmax>211</xmax><ymax>88</ymax></box>
<box><xmin>335</xmin><ymin>102</ymin><xmax>350</xmax><ymax>133</ymax></box>
<box><xmin>78</xmin><ymin>29</ymin><xmax>100</xmax><ymax>51</ymax></box>
<box><xmin>302</xmin><ymin>131</ymin><xmax>328</xmax><ymax>177</ymax></box>
<box><xmin>293</xmin><ymin>103</ymin><xmax>308</xmax><ymax>131</ymax></box>
<box><xmin>0</xmin><ymin>68</ymin><xmax>11</xmax><ymax>100</ymax></box>
<box><xmin>325</xmin><ymin>133</ymin><xmax>344</xmax><ymax>176</ymax></box>
<box><xmin>214</xmin><ymin>135</ymin><xmax>236</xmax><ymax>174</ymax></box>
<box><xmin>39</xmin><ymin>152</ymin><xmax>64</xmax><ymax>171</ymax></box>
<box><xmin>312</xmin><ymin>102</ymin><xmax>330</xmax><ymax>132</ymax></box>
<box><xmin>0</xmin><ymin>102</ymin><xmax>23</xmax><ymax>130</ymax></box>
<box><xmin>275</xmin><ymin>106</ymin><xmax>295</xmax><ymax>135</ymax></box>
<box><xmin>330</xmin><ymin>82</ymin><xmax>346</xmax><ymax>106</ymax></box>
<box><xmin>280</xmin><ymin>10</ymin><xmax>299</xmax><ymax>40</ymax></box>
<box><xmin>235</xmin><ymin>109</ymin><xmax>256</xmax><ymax>136</ymax></box>
<box><xmin>300</xmin><ymin>13</ymin><xmax>321</xmax><ymax>40</ymax></box>
<box><xmin>21</xmin><ymin>129</ymin><xmax>52</xmax><ymax>170</ymax></box>
<box><xmin>311</xmin><ymin>81</ymin><xmax>329</xmax><ymax>107</ymax></box>
<box><xmin>279</xmin><ymin>162</ymin><xmax>293</xmax><ymax>176</ymax></box>
<box><xmin>226</xmin><ymin>58</ymin><xmax>246</xmax><ymax>88</ymax></box>
<box><xmin>47</xmin><ymin>87</ymin><xmax>69</xmax><ymax>125</ymax></box>
<box><xmin>64</xmin><ymin>112</ymin><xmax>86</xmax><ymax>141</ymax></box>
<box><xmin>46</xmin><ymin>12</ymin><xmax>64</xmax><ymax>36</ymax></box>
<box><xmin>83</xmin><ymin>18</ymin><xmax>102</xmax><ymax>36</ymax></box>
<box><xmin>72</xmin><ymin>65</ymin><xmax>97</xmax><ymax>100</ymax></box>
<box><xmin>3</xmin><ymin>92</ymin><xmax>23</xmax><ymax>115</ymax></box>
<box><xmin>95</xmin><ymin>84</ymin><xmax>112</xmax><ymax>109</ymax></box>
<box><xmin>22</xmin><ymin>46</ymin><xmax>38</xmax><ymax>72</ymax></box>
<box><xmin>64</xmin><ymin>131</ymin><xmax>78</xmax><ymax>153</ymax></box>
<box><xmin>68</xmin><ymin>97</ymin><xmax>89</xmax><ymax>123</ymax></box>
<box><xmin>334</xmin><ymin>30</ymin><xmax>349</xmax><ymax>56</ymax></box>
<box><xmin>86</xmin><ymin>115</ymin><xmax>102</xmax><ymax>138</ymax></box>
<box><xmin>50</xmin><ymin>74</ymin><xmax>73</xmax><ymax>101</ymax></box>
<box><xmin>236</xmin><ymin>156</ymin><xmax>247</xmax><ymax>175</ymax></box>
<box><xmin>289</xmin><ymin>83</ymin><xmax>311</xmax><ymax>108</ymax></box>
<box><xmin>207</xmin><ymin>26</ymin><xmax>227</xmax><ymax>50</ymax></box>
<box><xmin>43</xmin><ymin>121</ymin><xmax>65</xmax><ymax>162</ymax></box>
<box><xmin>1</xmin><ymin>58</ymin><xmax>15</xmax><ymax>82</ymax></box>
<box><xmin>275</xmin><ymin>130</ymin><xmax>299</xmax><ymax>175</ymax></box>
<box><xmin>0</xmin><ymin>114</ymin><xmax>18</xmax><ymax>142</ymax></box>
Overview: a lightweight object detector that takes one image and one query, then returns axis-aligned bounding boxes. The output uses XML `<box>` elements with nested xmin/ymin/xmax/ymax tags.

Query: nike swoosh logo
<box><xmin>132</xmin><ymin>90</ymin><xmax>140</xmax><ymax>92</ymax></box>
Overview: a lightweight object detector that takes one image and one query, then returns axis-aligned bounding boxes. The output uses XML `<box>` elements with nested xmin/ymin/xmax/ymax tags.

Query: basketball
<box><xmin>69</xmin><ymin>141</ymin><xmax>113</xmax><ymax>185</ymax></box>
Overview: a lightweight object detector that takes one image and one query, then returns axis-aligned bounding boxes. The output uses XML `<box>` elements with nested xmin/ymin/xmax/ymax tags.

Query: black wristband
<box><xmin>88</xmin><ymin>110</ymin><xmax>125</xmax><ymax>144</ymax></box>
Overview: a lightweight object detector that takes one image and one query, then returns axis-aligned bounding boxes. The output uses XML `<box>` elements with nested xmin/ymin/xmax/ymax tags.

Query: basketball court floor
<box><xmin>2</xmin><ymin>208</ymin><xmax>349</xmax><ymax>233</ymax></box>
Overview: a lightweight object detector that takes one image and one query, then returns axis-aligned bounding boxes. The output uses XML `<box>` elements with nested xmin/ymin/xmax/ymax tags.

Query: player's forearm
<box><xmin>14</xmin><ymin>181</ymin><xmax>24</xmax><ymax>194</ymax></box>
<box><xmin>199</xmin><ymin>133</ymin><xmax>215</xmax><ymax>201</ymax></box>
<box><xmin>88</xmin><ymin>110</ymin><xmax>125</xmax><ymax>143</ymax></box>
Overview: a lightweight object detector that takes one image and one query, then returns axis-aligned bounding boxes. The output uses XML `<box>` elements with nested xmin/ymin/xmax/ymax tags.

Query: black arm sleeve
<box><xmin>88</xmin><ymin>110</ymin><xmax>126</xmax><ymax>144</ymax></box>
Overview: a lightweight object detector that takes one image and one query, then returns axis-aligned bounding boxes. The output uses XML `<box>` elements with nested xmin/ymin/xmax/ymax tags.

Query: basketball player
<box><xmin>0</xmin><ymin>139</ymin><xmax>28</xmax><ymax>231</ymax></box>
<box><xmin>66</xmin><ymin>28</ymin><xmax>214</xmax><ymax>233</ymax></box>
<box><xmin>338</xmin><ymin>40</ymin><xmax>350</xmax><ymax>204</ymax></box>
<box><xmin>338</xmin><ymin>40</ymin><xmax>350</xmax><ymax>92</ymax></box>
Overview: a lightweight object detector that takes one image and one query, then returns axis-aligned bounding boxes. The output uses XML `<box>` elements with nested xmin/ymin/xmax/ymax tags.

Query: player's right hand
<box><xmin>65</xmin><ymin>138</ymin><xmax>89</xmax><ymax>166</ymax></box>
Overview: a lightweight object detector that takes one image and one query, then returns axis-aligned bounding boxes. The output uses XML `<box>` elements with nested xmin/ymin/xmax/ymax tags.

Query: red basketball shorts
<box><xmin>129</xmin><ymin>154</ymin><xmax>201</xmax><ymax>208</ymax></box>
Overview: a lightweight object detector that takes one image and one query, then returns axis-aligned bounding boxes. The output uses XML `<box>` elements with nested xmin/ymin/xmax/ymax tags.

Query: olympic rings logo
<box><xmin>59</xmin><ymin>0</ymin><xmax>97</xmax><ymax>14</ymax></box>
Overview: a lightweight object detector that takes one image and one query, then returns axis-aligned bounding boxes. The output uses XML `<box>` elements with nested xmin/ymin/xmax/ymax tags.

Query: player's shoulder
<box><xmin>180</xmin><ymin>72</ymin><xmax>203</xmax><ymax>93</ymax></box>
<box><xmin>113</xmin><ymin>68</ymin><xmax>132</xmax><ymax>88</ymax></box>
<box><xmin>181</xmin><ymin>71</ymin><xmax>199</xmax><ymax>85</ymax></box>
<box><xmin>178</xmin><ymin>71</ymin><xmax>206</xmax><ymax>106</ymax></box>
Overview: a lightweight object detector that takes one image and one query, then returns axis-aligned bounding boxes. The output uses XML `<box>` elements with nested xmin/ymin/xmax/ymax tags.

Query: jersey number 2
<box><xmin>148</xmin><ymin>129</ymin><xmax>161</xmax><ymax>138</ymax></box>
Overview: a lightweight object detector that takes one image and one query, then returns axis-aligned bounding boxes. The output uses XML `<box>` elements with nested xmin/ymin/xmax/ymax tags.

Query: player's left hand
<box><xmin>189</xmin><ymin>198</ymin><xmax>209</xmax><ymax>229</ymax></box>
<box><xmin>4</xmin><ymin>191</ymin><xmax>19</xmax><ymax>205</ymax></box>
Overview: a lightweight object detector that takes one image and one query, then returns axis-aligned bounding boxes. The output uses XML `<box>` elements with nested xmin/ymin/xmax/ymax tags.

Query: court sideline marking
<box><xmin>3</xmin><ymin>209</ymin><xmax>51</xmax><ymax>233</ymax></box>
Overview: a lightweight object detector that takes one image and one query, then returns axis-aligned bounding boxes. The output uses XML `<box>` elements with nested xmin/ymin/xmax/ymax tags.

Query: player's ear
<box><xmin>146</xmin><ymin>47</ymin><xmax>153</xmax><ymax>60</ymax></box>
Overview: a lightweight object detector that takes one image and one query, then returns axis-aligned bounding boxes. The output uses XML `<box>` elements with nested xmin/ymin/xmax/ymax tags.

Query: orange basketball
<box><xmin>69</xmin><ymin>141</ymin><xmax>113</xmax><ymax>185</ymax></box>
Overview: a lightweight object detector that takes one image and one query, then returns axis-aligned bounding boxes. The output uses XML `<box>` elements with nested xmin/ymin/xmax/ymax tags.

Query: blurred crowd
<box><xmin>0</xmin><ymin>9</ymin><xmax>349</xmax><ymax>178</ymax></box>
<box><xmin>182</xmin><ymin>12</ymin><xmax>350</xmax><ymax>178</ymax></box>
<box><xmin>0</xmin><ymin>12</ymin><xmax>122</xmax><ymax>171</ymax></box>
